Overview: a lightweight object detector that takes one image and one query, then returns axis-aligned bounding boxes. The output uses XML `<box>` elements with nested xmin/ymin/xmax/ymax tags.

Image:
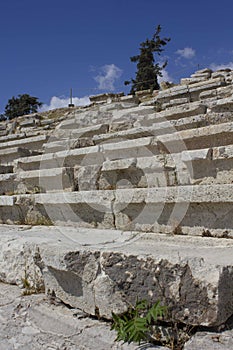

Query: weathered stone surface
<box><xmin>17</xmin><ymin>167</ymin><xmax>74</xmax><ymax>193</ymax></box>
<box><xmin>184</xmin><ymin>330</ymin><xmax>233</xmax><ymax>350</ymax></box>
<box><xmin>149</xmin><ymin>102</ymin><xmax>207</xmax><ymax>122</ymax></box>
<box><xmin>0</xmin><ymin>147</ymin><xmax>31</xmax><ymax>165</ymax></box>
<box><xmin>162</xmin><ymin>97</ymin><xmax>190</xmax><ymax>109</ymax></box>
<box><xmin>0</xmin><ymin>134</ymin><xmax>48</xmax><ymax>151</ymax></box>
<box><xmin>0</xmin><ymin>282</ymin><xmax>163</xmax><ymax>350</ymax></box>
<box><xmin>0</xmin><ymin>225</ymin><xmax>232</xmax><ymax>328</ymax></box>
<box><xmin>157</xmin><ymin>122</ymin><xmax>233</xmax><ymax>153</ymax></box>
<box><xmin>188</xmin><ymin>77</ymin><xmax>226</xmax><ymax>93</ymax></box>
<box><xmin>0</xmin><ymin>173</ymin><xmax>17</xmax><ymax>195</ymax></box>
<box><xmin>157</xmin><ymin>85</ymin><xmax>189</xmax><ymax>102</ymax></box>
<box><xmin>210</xmin><ymin>96</ymin><xmax>233</xmax><ymax>112</ymax></box>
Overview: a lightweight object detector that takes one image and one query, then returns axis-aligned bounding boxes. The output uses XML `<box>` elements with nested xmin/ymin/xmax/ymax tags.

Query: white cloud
<box><xmin>94</xmin><ymin>64</ymin><xmax>122</xmax><ymax>91</ymax></box>
<box><xmin>158</xmin><ymin>69</ymin><xmax>173</xmax><ymax>83</ymax></box>
<box><xmin>210</xmin><ymin>62</ymin><xmax>233</xmax><ymax>71</ymax></box>
<box><xmin>40</xmin><ymin>96</ymin><xmax>90</xmax><ymax>112</ymax></box>
<box><xmin>176</xmin><ymin>47</ymin><xmax>196</xmax><ymax>59</ymax></box>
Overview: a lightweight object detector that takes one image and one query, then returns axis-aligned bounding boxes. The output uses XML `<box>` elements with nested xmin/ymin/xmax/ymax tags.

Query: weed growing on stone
<box><xmin>111</xmin><ymin>298</ymin><xmax>167</xmax><ymax>345</ymax></box>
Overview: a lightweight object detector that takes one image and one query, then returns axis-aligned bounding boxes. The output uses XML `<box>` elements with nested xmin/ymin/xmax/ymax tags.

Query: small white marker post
<box><xmin>68</xmin><ymin>88</ymin><xmax>75</xmax><ymax>107</ymax></box>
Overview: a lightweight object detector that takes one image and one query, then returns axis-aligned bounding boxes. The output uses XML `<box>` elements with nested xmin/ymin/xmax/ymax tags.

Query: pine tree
<box><xmin>125</xmin><ymin>25</ymin><xmax>170</xmax><ymax>94</ymax></box>
<box><xmin>5</xmin><ymin>94</ymin><xmax>43</xmax><ymax>119</ymax></box>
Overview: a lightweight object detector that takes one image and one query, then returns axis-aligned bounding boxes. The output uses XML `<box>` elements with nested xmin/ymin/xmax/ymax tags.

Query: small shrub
<box><xmin>111</xmin><ymin>298</ymin><xmax>167</xmax><ymax>345</ymax></box>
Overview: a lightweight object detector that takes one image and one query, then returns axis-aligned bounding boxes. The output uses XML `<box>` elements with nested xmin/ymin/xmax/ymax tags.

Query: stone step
<box><xmin>157</xmin><ymin>77</ymin><xmax>226</xmax><ymax>103</ymax></box>
<box><xmin>77</xmin><ymin>145</ymin><xmax>233</xmax><ymax>190</ymax></box>
<box><xmin>199</xmin><ymin>84</ymin><xmax>233</xmax><ymax>102</ymax></box>
<box><xmin>0</xmin><ymin>132</ymin><xmax>36</xmax><ymax>144</ymax></box>
<box><xmin>14</xmin><ymin>167</ymin><xmax>74</xmax><ymax>194</ymax></box>
<box><xmin>14</xmin><ymin>137</ymin><xmax>159</xmax><ymax>172</ymax></box>
<box><xmin>0</xmin><ymin>147</ymin><xmax>32</xmax><ymax>165</ymax></box>
<box><xmin>158</xmin><ymin>121</ymin><xmax>233</xmax><ymax>153</ymax></box>
<box><xmin>93</xmin><ymin>111</ymin><xmax>232</xmax><ymax>144</ymax></box>
<box><xmin>0</xmin><ymin>184</ymin><xmax>232</xmax><ymax>238</ymax></box>
<box><xmin>44</xmin><ymin>124</ymin><xmax>109</xmax><ymax>152</ymax></box>
<box><xmin>14</xmin><ymin>121</ymin><xmax>233</xmax><ymax>175</ymax></box>
<box><xmin>0</xmin><ymin>167</ymin><xmax>74</xmax><ymax>195</ymax></box>
<box><xmin>181</xmin><ymin>145</ymin><xmax>233</xmax><ymax>185</ymax></box>
<box><xmin>74</xmin><ymin>155</ymin><xmax>176</xmax><ymax>191</ymax></box>
<box><xmin>12</xmin><ymin>144</ymin><xmax>233</xmax><ymax>194</ymax></box>
<box><xmin>0</xmin><ymin>134</ymin><xmax>48</xmax><ymax>151</ymax></box>
<box><xmin>0</xmin><ymin>224</ymin><xmax>232</xmax><ymax>327</ymax></box>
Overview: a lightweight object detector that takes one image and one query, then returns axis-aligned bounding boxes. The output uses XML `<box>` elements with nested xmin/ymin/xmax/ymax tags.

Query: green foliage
<box><xmin>125</xmin><ymin>25</ymin><xmax>170</xmax><ymax>94</ymax></box>
<box><xmin>5</xmin><ymin>94</ymin><xmax>43</xmax><ymax>119</ymax></box>
<box><xmin>111</xmin><ymin>299</ymin><xmax>167</xmax><ymax>345</ymax></box>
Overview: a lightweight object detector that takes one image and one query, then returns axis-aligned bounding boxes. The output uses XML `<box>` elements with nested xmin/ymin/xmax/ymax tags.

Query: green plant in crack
<box><xmin>111</xmin><ymin>298</ymin><xmax>167</xmax><ymax>345</ymax></box>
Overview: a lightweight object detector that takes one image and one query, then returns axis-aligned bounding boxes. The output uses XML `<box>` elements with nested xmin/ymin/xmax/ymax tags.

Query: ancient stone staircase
<box><xmin>0</xmin><ymin>68</ymin><xmax>233</xmax><ymax>338</ymax></box>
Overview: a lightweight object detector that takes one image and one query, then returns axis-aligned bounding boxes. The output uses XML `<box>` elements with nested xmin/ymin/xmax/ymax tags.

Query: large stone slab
<box><xmin>0</xmin><ymin>134</ymin><xmax>48</xmax><ymax>151</ymax></box>
<box><xmin>0</xmin><ymin>225</ymin><xmax>232</xmax><ymax>328</ymax></box>
<box><xmin>157</xmin><ymin>122</ymin><xmax>233</xmax><ymax>153</ymax></box>
<box><xmin>16</xmin><ymin>167</ymin><xmax>74</xmax><ymax>193</ymax></box>
<box><xmin>184</xmin><ymin>330</ymin><xmax>233</xmax><ymax>350</ymax></box>
<box><xmin>0</xmin><ymin>282</ymin><xmax>155</xmax><ymax>350</ymax></box>
<box><xmin>152</xmin><ymin>102</ymin><xmax>207</xmax><ymax>122</ymax></box>
<box><xmin>0</xmin><ymin>147</ymin><xmax>31</xmax><ymax>165</ymax></box>
<box><xmin>0</xmin><ymin>184</ymin><xmax>232</xmax><ymax>236</ymax></box>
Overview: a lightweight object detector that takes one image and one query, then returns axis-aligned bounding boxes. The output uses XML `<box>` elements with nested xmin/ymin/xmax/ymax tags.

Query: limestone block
<box><xmin>188</xmin><ymin>77</ymin><xmax>226</xmax><ymax>93</ymax></box>
<box><xmin>89</xmin><ymin>92</ymin><xmax>124</xmax><ymax>104</ymax></box>
<box><xmin>162</xmin><ymin>97</ymin><xmax>190</xmax><ymax>109</ymax></box>
<box><xmin>111</xmin><ymin>105</ymin><xmax>155</xmax><ymax>125</ymax></box>
<box><xmin>210</xmin><ymin>96</ymin><xmax>233</xmax><ymax>112</ymax></box>
<box><xmin>57</xmin><ymin>118</ymin><xmax>77</xmax><ymax>129</ymax></box>
<box><xmin>152</xmin><ymin>102</ymin><xmax>207</xmax><ymax>122</ymax></box>
<box><xmin>74</xmin><ymin>164</ymin><xmax>101</xmax><ymax>191</ymax></box>
<box><xmin>99</xmin><ymin>156</ymin><xmax>176</xmax><ymax>189</ymax></box>
<box><xmin>21</xmin><ymin>191</ymin><xmax>116</xmax><ymax>228</ymax></box>
<box><xmin>184</xmin><ymin>330</ymin><xmax>233</xmax><ymax>350</ymax></box>
<box><xmin>102</xmin><ymin>158</ymin><xmax>137</xmax><ymax>172</ymax></box>
<box><xmin>0</xmin><ymin>147</ymin><xmax>31</xmax><ymax>165</ymax></box>
<box><xmin>0</xmin><ymin>134</ymin><xmax>48</xmax><ymax>151</ymax></box>
<box><xmin>191</xmin><ymin>71</ymin><xmax>212</xmax><ymax>78</ymax></box>
<box><xmin>19</xmin><ymin>117</ymin><xmax>36</xmax><ymax>128</ymax></box>
<box><xmin>180</xmin><ymin>77</ymin><xmax>208</xmax><ymax>85</ymax></box>
<box><xmin>1</xmin><ymin>227</ymin><xmax>232</xmax><ymax>327</ymax></box>
<box><xmin>157</xmin><ymin>122</ymin><xmax>233</xmax><ymax>153</ymax></box>
<box><xmin>157</xmin><ymin>85</ymin><xmax>189</xmax><ymax>103</ymax></box>
<box><xmin>109</xmin><ymin>120</ymin><xmax>134</xmax><ymax>132</ymax></box>
<box><xmin>101</xmin><ymin>137</ymin><xmax>159</xmax><ymax>159</ymax></box>
<box><xmin>14</xmin><ymin>154</ymin><xmax>44</xmax><ymax>172</ymax></box>
<box><xmin>216</xmin><ymin>85</ymin><xmax>233</xmax><ymax>98</ymax></box>
<box><xmin>17</xmin><ymin>167</ymin><xmax>74</xmax><ymax>193</ymax></box>
<box><xmin>0</xmin><ymin>133</ymin><xmax>25</xmax><ymax>143</ymax></box>
<box><xmin>199</xmin><ymin>89</ymin><xmax>217</xmax><ymax>100</ymax></box>
<box><xmin>71</xmin><ymin>137</ymin><xmax>95</xmax><ymax>149</ymax></box>
<box><xmin>112</xmin><ymin>184</ymin><xmax>233</xmax><ymax>236</ymax></box>
<box><xmin>119</xmin><ymin>94</ymin><xmax>140</xmax><ymax>104</ymax></box>
<box><xmin>93</xmin><ymin>126</ymin><xmax>157</xmax><ymax>144</ymax></box>
<box><xmin>15</xmin><ymin>145</ymin><xmax>104</xmax><ymax>172</ymax></box>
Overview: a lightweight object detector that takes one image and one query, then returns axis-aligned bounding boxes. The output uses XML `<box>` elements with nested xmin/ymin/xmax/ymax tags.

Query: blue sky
<box><xmin>0</xmin><ymin>0</ymin><xmax>233</xmax><ymax>113</ymax></box>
